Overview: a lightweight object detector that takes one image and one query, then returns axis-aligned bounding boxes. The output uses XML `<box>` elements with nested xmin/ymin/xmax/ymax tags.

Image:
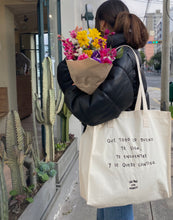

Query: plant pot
<box><xmin>40</xmin><ymin>153</ymin><xmax>79</xmax><ymax>220</ymax></box>
<box><xmin>55</xmin><ymin>137</ymin><xmax>78</xmax><ymax>184</ymax></box>
<box><xmin>18</xmin><ymin>176</ymin><xmax>56</xmax><ymax>220</ymax></box>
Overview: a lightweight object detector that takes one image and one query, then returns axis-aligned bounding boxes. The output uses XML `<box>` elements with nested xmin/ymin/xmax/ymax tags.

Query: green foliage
<box><xmin>139</xmin><ymin>50</ymin><xmax>146</xmax><ymax>64</ymax></box>
<box><xmin>9</xmin><ymin>190</ymin><xmax>18</xmax><ymax>197</ymax></box>
<box><xmin>48</xmin><ymin>161</ymin><xmax>55</xmax><ymax>169</ymax></box>
<box><xmin>55</xmin><ymin>142</ymin><xmax>67</xmax><ymax>152</ymax></box>
<box><xmin>36</xmin><ymin>170</ymin><xmax>49</xmax><ymax>182</ymax></box>
<box><xmin>9</xmin><ymin>184</ymin><xmax>35</xmax><ymax>206</ymax></box>
<box><xmin>23</xmin><ymin>185</ymin><xmax>35</xmax><ymax>195</ymax></box>
<box><xmin>36</xmin><ymin>161</ymin><xmax>57</xmax><ymax>183</ymax></box>
<box><xmin>116</xmin><ymin>48</ymin><xmax>124</xmax><ymax>59</ymax></box>
<box><xmin>48</xmin><ymin>169</ymin><xmax>57</xmax><ymax>177</ymax></box>
<box><xmin>26</xmin><ymin>197</ymin><xmax>34</xmax><ymax>203</ymax></box>
<box><xmin>169</xmin><ymin>106</ymin><xmax>173</xmax><ymax>118</ymax></box>
<box><xmin>148</xmin><ymin>51</ymin><xmax>161</xmax><ymax>70</ymax></box>
<box><xmin>58</xmin><ymin>103</ymin><xmax>72</xmax><ymax>143</ymax></box>
<box><xmin>38</xmin><ymin>162</ymin><xmax>50</xmax><ymax>172</ymax></box>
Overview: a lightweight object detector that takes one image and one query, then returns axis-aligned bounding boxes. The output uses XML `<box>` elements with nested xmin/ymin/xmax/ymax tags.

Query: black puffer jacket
<box><xmin>57</xmin><ymin>34</ymin><xmax>149</xmax><ymax>126</ymax></box>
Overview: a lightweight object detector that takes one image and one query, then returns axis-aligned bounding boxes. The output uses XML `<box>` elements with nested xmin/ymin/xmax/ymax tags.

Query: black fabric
<box><xmin>57</xmin><ymin>33</ymin><xmax>149</xmax><ymax>126</ymax></box>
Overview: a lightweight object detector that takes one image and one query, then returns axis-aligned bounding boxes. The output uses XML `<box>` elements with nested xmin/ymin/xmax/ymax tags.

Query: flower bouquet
<box><xmin>58</xmin><ymin>27</ymin><xmax>122</xmax><ymax>94</ymax></box>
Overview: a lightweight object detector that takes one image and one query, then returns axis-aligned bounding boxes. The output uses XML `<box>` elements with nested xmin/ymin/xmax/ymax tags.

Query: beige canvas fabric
<box><xmin>66</xmin><ymin>58</ymin><xmax>112</xmax><ymax>94</ymax></box>
<box><xmin>79</xmin><ymin>46</ymin><xmax>172</xmax><ymax>208</ymax></box>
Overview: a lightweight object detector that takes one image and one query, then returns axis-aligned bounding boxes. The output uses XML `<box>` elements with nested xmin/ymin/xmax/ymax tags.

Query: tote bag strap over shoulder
<box><xmin>116</xmin><ymin>45</ymin><xmax>148</xmax><ymax>111</ymax></box>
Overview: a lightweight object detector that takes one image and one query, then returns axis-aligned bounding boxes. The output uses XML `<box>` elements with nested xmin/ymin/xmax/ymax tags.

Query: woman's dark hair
<box><xmin>95</xmin><ymin>0</ymin><xmax>129</xmax><ymax>31</ymax></box>
<box><xmin>95</xmin><ymin>0</ymin><xmax>149</xmax><ymax>49</ymax></box>
<box><xmin>114</xmin><ymin>12</ymin><xmax>149</xmax><ymax>49</ymax></box>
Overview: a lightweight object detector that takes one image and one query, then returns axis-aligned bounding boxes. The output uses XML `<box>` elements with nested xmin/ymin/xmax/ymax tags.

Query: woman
<box><xmin>57</xmin><ymin>1</ymin><xmax>149</xmax><ymax>219</ymax></box>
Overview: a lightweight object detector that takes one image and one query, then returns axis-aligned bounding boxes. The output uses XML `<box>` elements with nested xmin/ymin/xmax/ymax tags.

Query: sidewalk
<box><xmin>54</xmin><ymin>87</ymin><xmax>173</xmax><ymax>220</ymax></box>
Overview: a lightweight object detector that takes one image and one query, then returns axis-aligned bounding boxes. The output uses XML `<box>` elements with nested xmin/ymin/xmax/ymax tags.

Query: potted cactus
<box><xmin>35</xmin><ymin>57</ymin><xmax>64</xmax><ymax>162</ymax></box>
<box><xmin>2</xmin><ymin>110</ymin><xmax>56</xmax><ymax>220</ymax></box>
<box><xmin>5</xmin><ymin>110</ymin><xmax>27</xmax><ymax>194</ymax></box>
<box><xmin>35</xmin><ymin>57</ymin><xmax>78</xmax><ymax>184</ymax></box>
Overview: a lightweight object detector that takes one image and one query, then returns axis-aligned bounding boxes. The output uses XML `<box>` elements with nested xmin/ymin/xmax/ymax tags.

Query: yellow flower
<box><xmin>92</xmin><ymin>37</ymin><xmax>107</xmax><ymax>49</ymax></box>
<box><xmin>88</xmin><ymin>28</ymin><xmax>101</xmax><ymax>40</ymax></box>
<box><xmin>92</xmin><ymin>39</ymin><xmax>100</xmax><ymax>49</ymax></box>
<box><xmin>83</xmin><ymin>49</ymin><xmax>93</xmax><ymax>57</ymax></box>
<box><xmin>100</xmin><ymin>37</ymin><xmax>107</xmax><ymax>47</ymax></box>
<box><xmin>76</xmin><ymin>30</ymin><xmax>89</xmax><ymax>47</ymax></box>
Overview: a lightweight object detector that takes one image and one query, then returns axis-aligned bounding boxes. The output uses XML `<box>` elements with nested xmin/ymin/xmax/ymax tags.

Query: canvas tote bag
<box><xmin>79</xmin><ymin>45</ymin><xmax>172</xmax><ymax>208</ymax></box>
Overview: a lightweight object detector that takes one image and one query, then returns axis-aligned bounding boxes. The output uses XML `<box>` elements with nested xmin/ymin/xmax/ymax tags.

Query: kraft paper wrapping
<box><xmin>66</xmin><ymin>58</ymin><xmax>113</xmax><ymax>95</ymax></box>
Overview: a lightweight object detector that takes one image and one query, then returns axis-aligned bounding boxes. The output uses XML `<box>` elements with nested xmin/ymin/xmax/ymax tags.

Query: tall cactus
<box><xmin>58</xmin><ymin>103</ymin><xmax>71</xmax><ymax>143</ymax></box>
<box><xmin>35</xmin><ymin>57</ymin><xmax>64</xmax><ymax>161</ymax></box>
<box><xmin>5</xmin><ymin>110</ymin><xmax>26</xmax><ymax>194</ymax></box>
<box><xmin>0</xmin><ymin>140</ymin><xmax>9</xmax><ymax>220</ymax></box>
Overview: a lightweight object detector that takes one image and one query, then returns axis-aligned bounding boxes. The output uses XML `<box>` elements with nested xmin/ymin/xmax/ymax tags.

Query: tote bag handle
<box><xmin>116</xmin><ymin>45</ymin><xmax>148</xmax><ymax>111</ymax></box>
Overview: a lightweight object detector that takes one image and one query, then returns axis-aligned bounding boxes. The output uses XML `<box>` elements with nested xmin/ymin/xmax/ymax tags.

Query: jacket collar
<box><xmin>107</xmin><ymin>33</ymin><xmax>126</xmax><ymax>48</ymax></box>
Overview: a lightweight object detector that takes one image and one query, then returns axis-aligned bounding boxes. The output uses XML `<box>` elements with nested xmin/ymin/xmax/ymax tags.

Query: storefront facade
<box><xmin>0</xmin><ymin>0</ymin><xmax>104</xmax><ymax>144</ymax></box>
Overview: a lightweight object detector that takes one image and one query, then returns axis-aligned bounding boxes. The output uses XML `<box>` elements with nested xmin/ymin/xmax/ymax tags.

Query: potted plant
<box><xmin>1</xmin><ymin>111</ymin><xmax>57</xmax><ymax>220</ymax></box>
<box><xmin>35</xmin><ymin>57</ymin><xmax>64</xmax><ymax>162</ymax></box>
<box><xmin>16</xmin><ymin>162</ymin><xmax>57</xmax><ymax>220</ymax></box>
<box><xmin>54</xmin><ymin>134</ymin><xmax>78</xmax><ymax>184</ymax></box>
<box><xmin>35</xmin><ymin>57</ymin><xmax>78</xmax><ymax>184</ymax></box>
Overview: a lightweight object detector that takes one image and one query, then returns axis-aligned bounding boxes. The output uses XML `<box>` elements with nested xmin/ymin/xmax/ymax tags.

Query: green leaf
<box><xmin>48</xmin><ymin>169</ymin><xmax>57</xmax><ymax>177</ymax></box>
<box><xmin>48</xmin><ymin>161</ymin><xmax>55</xmax><ymax>169</ymax></box>
<box><xmin>116</xmin><ymin>48</ymin><xmax>124</xmax><ymax>59</ymax></box>
<box><xmin>26</xmin><ymin>197</ymin><xmax>34</xmax><ymax>203</ymax></box>
<box><xmin>10</xmin><ymin>190</ymin><xmax>18</xmax><ymax>197</ymax></box>
<box><xmin>55</xmin><ymin>142</ymin><xmax>66</xmax><ymax>151</ymax></box>
<box><xmin>28</xmin><ymin>184</ymin><xmax>35</xmax><ymax>190</ymax></box>
<box><xmin>38</xmin><ymin>172</ymin><xmax>49</xmax><ymax>182</ymax></box>
<box><xmin>35</xmin><ymin>168</ymin><xmax>40</xmax><ymax>173</ymax></box>
<box><xmin>38</xmin><ymin>162</ymin><xmax>50</xmax><ymax>172</ymax></box>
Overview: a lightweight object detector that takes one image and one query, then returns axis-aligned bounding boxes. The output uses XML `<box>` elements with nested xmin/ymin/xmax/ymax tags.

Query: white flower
<box><xmin>76</xmin><ymin>47</ymin><xmax>83</xmax><ymax>55</ymax></box>
<box><xmin>71</xmin><ymin>38</ymin><xmax>78</xmax><ymax>45</ymax></box>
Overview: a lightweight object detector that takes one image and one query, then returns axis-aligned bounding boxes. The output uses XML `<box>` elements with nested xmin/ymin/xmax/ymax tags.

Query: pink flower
<box><xmin>101</xmin><ymin>57</ymin><xmax>112</xmax><ymax>64</ymax></box>
<box><xmin>110</xmin><ymin>48</ymin><xmax>117</xmax><ymax>59</ymax></box>
<box><xmin>58</xmin><ymin>27</ymin><xmax>120</xmax><ymax>64</ymax></box>
<box><xmin>70</xmin><ymin>30</ymin><xmax>77</xmax><ymax>38</ymax></box>
<box><xmin>110</xmin><ymin>32</ymin><xmax>115</xmax><ymax>35</ymax></box>
<box><xmin>78</xmin><ymin>53</ymin><xmax>89</xmax><ymax>60</ymax></box>
<box><xmin>104</xmin><ymin>29</ymin><xmax>110</xmax><ymax>35</ymax></box>
<box><xmin>100</xmin><ymin>48</ymin><xmax>110</xmax><ymax>58</ymax></box>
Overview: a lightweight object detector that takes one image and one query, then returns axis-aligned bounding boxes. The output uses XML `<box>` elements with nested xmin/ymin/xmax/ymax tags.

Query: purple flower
<box><xmin>92</xmin><ymin>57</ymin><xmax>101</xmax><ymax>63</ymax></box>
<box><xmin>91</xmin><ymin>50</ymin><xmax>100</xmax><ymax>59</ymax></box>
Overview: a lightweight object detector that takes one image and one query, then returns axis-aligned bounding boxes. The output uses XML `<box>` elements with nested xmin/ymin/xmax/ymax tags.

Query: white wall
<box><xmin>0</xmin><ymin>5</ymin><xmax>17</xmax><ymax>111</ymax></box>
<box><xmin>60</xmin><ymin>0</ymin><xmax>105</xmax><ymax>144</ymax></box>
<box><xmin>0</xmin><ymin>4</ymin><xmax>17</xmax><ymax>134</ymax></box>
<box><xmin>61</xmin><ymin>0</ymin><xmax>105</xmax><ymax>37</ymax></box>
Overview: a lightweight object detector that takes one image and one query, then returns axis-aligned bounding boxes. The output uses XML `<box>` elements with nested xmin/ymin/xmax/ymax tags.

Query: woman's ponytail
<box><xmin>114</xmin><ymin>12</ymin><xmax>149</xmax><ymax>49</ymax></box>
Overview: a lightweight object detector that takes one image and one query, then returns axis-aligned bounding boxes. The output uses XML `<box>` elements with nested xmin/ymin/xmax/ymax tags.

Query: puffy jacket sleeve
<box><xmin>57</xmin><ymin>55</ymin><xmax>134</xmax><ymax>126</ymax></box>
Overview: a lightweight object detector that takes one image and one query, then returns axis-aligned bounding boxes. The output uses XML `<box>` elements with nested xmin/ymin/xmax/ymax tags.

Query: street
<box><xmin>145</xmin><ymin>71</ymin><xmax>173</xmax><ymax>110</ymax></box>
<box><xmin>145</xmin><ymin>72</ymin><xmax>173</xmax><ymax>88</ymax></box>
